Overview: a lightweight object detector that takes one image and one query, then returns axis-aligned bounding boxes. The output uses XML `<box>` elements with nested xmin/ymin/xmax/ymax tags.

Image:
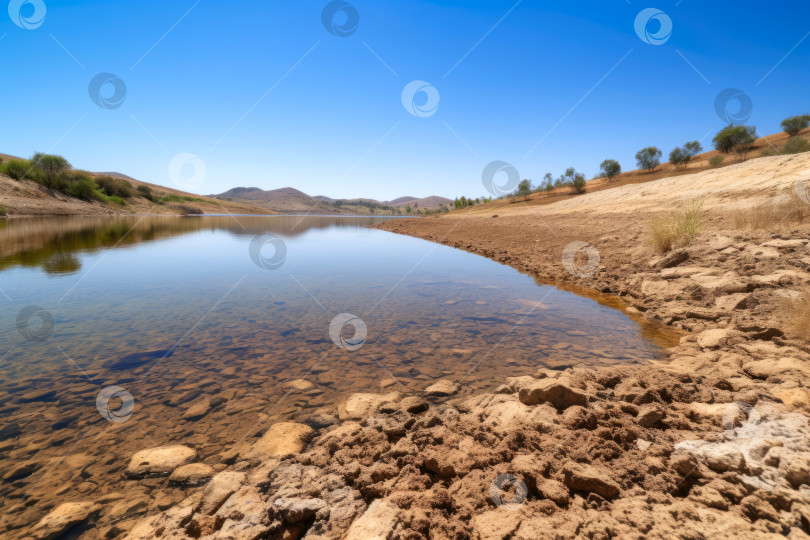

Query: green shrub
<box><xmin>571</xmin><ymin>175</ymin><xmax>586</xmax><ymax>194</ymax></box>
<box><xmin>66</xmin><ymin>177</ymin><xmax>97</xmax><ymax>200</ymax></box>
<box><xmin>599</xmin><ymin>159</ymin><xmax>621</xmax><ymax>182</ymax></box>
<box><xmin>95</xmin><ymin>175</ymin><xmax>134</xmax><ymax>198</ymax></box>
<box><xmin>781</xmin><ymin>115</ymin><xmax>810</xmax><ymax>137</ymax></box>
<box><xmin>108</xmin><ymin>196</ymin><xmax>126</xmax><ymax>206</ymax></box>
<box><xmin>31</xmin><ymin>153</ymin><xmax>71</xmax><ymax>188</ymax></box>
<box><xmin>161</xmin><ymin>194</ymin><xmax>204</xmax><ymax>203</ymax></box>
<box><xmin>783</xmin><ymin>137</ymin><xmax>810</xmax><ymax>155</ymax></box>
<box><xmin>136</xmin><ymin>184</ymin><xmax>154</xmax><ymax>200</ymax></box>
<box><xmin>1</xmin><ymin>160</ymin><xmax>32</xmax><ymax>180</ymax></box>
<box><xmin>0</xmin><ymin>205</ymin><xmax>7</xmax><ymax>217</ymax></box>
<box><xmin>713</xmin><ymin>124</ymin><xmax>757</xmax><ymax>158</ymax></box>
<box><xmin>636</xmin><ymin>147</ymin><xmax>662</xmax><ymax>172</ymax></box>
<box><xmin>709</xmin><ymin>155</ymin><xmax>725</xmax><ymax>167</ymax></box>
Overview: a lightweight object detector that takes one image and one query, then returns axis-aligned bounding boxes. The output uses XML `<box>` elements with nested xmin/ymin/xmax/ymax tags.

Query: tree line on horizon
<box><xmin>451</xmin><ymin>113</ymin><xmax>810</xmax><ymax>207</ymax></box>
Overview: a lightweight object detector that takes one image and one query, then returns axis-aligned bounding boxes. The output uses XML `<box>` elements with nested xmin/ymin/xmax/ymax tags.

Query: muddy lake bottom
<box><xmin>0</xmin><ymin>216</ymin><xmax>674</xmax><ymax>535</ymax></box>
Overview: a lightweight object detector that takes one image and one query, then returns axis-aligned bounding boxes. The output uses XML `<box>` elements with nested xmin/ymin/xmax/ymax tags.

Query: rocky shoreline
<box><xmin>26</xmin><ymin>161</ymin><xmax>810</xmax><ymax>538</ymax></box>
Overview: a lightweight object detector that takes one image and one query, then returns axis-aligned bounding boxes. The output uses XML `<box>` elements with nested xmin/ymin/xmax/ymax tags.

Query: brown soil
<box><xmin>22</xmin><ymin>153</ymin><xmax>810</xmax><ymax>539</ymax></box>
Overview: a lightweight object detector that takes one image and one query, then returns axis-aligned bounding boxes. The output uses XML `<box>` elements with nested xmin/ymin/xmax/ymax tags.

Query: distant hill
<box><xmin>212</xmin><ymin>187</ymin><xmax>452</xmax><ymax>215</ymax></box>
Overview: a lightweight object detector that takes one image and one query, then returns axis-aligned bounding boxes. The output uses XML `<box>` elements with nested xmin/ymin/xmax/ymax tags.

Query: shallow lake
<box><xmin>0</xmin><ymin>216</ymin><xmax>674</xmax><ymax>535</ymax></box>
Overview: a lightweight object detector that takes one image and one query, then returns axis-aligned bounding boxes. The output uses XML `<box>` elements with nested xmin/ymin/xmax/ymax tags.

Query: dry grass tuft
<box><xmin>783</xmin><ymin>291</ymin><xmax>810</xmax><ymax>341</ymax></box>
<box><xmin>731</xmin><ymin>196</ymin><xmax>810</xmax><ymax>230</ymax></box>
<box><xmin>650</xmin><ymin>201</ymin><xmax>703</xmax><ymax>253</ymax></box>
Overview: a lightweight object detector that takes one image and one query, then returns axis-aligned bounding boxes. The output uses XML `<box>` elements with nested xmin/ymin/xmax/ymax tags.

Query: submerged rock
<box><xmin>425</xmin><ymin>379</ymin><xmax>459</xmax><ymax>397</ymax></box>
<box><xmin>125</xmin><ymin>445</ymin><xmax>197</xmax><ymax>478</ymax></box>
<box><xmin>168</xmin><ymin>463</ymin><xmax>215</xmax><ymax>486</ymax></box>
<box><xmin>245</xmin><ymin>422</ymin><xmax>313</xmax><ymax>460</ymax></box>
<box><xmin>32</xmin><ymin>501</ymin><xmax>100</xmax><ymax>540</ymax></box>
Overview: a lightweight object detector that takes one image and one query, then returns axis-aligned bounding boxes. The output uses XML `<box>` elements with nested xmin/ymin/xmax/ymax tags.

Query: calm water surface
<box><xmin>0</xmin><ymin>216</ymin><xmax>673</xmax><ymax>536</ymax></box>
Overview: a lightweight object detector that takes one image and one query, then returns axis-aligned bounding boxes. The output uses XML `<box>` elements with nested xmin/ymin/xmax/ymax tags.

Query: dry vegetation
<box><xmin>731</xmin><ymin>195</ymin><xmax>810</xmax><ymax>230</ymax></box>
<box><xmin>649</xmin><ymin>201</ymin><xmax>703</xmax><ymax>253</ymax></box>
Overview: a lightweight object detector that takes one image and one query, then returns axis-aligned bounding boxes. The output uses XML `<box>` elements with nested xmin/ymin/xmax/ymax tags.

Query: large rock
<box><xmin>344</xmin><ymin>499</ymin><xmax>400</xmax><ymax>540</ymax></box>
<box><xmin>636</xmin><ymin>403</ymin><xmax>665</xmax><ymax>428</ymax></box>
<box><xmin>425</xmin><ymin>379</ymin><xmax>459</xmax><ymax>397</ymax></box>
<box><xmin>126</xmin><ymin>445</ymin><xmax>197</xmax><ymax>478</ymax></box>
<box><xmin>338</xmin><ymin>392</ymin><xmax>400</xmax><ymax>420</ymax></box>
<box><xmin>562</xmin><ymin>464</ymin><xmax>621</xmax><ymax>499</ymax></box>
<box><xmin>168</xmin><ymin>463</ymin><xmax>215</xmax><ymax>486</ymax></box>
<box><xmin>199</xmin><ymin>471</ymin><xmax>246</xmax><ymax>515</ymax></box>
<box><xmin>696</xmin><ymin>329</ymin><xmax>733</xmax><ymax>349</ymax></box>
<box><xmin>32</xmin><ymin>501</ymin><xmax>100</xmax><ymax>540</ymax></box>
<box><xmin>518</xmin><ymin>379</ymin><xmax>587</xmax><ymax>409</ymax></box>
<box><xmin>273</xmin><ymin>497</ymin><xmax>328</xmax><ymax>523</ymax></box>
<box><xmin>245</xmin><ymin>422</ymin><xmax>313</xmax><ymax>461</ymax></box>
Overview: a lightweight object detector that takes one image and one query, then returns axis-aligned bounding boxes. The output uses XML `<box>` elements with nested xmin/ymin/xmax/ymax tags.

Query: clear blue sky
<box><xmin>3</xmin><ymin>0</ymin><xmax>809</xmax><ymax>200</ymax></box>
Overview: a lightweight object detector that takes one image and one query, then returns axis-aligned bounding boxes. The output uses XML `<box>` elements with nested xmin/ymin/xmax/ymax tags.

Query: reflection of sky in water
<box><xmin>1</xmin><ymin>216</ymin><xmax>665</xmax><ymax>385</ymax></box>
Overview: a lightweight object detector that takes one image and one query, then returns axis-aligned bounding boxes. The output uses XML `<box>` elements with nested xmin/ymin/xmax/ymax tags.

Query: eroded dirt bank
<box><xmin>25</xmin><ymin>155</ymin><xmax>810</xmax><ymax>539</ymax></box>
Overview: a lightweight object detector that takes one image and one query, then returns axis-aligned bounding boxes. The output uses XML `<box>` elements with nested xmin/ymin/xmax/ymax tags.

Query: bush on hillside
<box><xmin>95</xmin><ymin>175</ymin><xmax>134</xmax><ymax>198</ymax></box>
<box><xmin>783</xmin><ymin>136</ymin><xmax>810</xmax><ymax>155</ymax></box>
<box><xmin>709</xmin><ymin>155</ymin><xmax>725</xmax><ymax>167</ymax></box>
<box><xmin>636</xmin><ymin>147</ymin><xmax>662</xmax><ymax>173</ymax></box>
<box><xmin>136</xmin><ymin>184</ymin><xmax>154</xmax><ymax>200</ymax></box>
<box><xmin>65</xmin><ymin>175</ymin><xmax>98</xmax><ymax>200</ymax></box>
<box><xmin>599</xmin><ymin>159</ymin><xmax>621</xmax><ymax>182</ymax></box>
<box><xmin>781</xmin><ymin>115</ymin><xmax>810</xmax><ymax>137</ymax></box>
<box><xmin>713</xmin><ymin>124</ymin><xmax>757</xmax><ymax>159</ymax></box>
<box><xmin>31</xmin><ymin>153</ymin><xmax>71</xmax><ymax>188</ymax></box>
<box><xmin>1</xmin><ymin>160</ymin><xmax>32</xmax><ymax>181</ymax></box>
<box><xmin>0</xmin><ymin>205</ymin><xmax>7</xmax><ymax>217</ymax></box>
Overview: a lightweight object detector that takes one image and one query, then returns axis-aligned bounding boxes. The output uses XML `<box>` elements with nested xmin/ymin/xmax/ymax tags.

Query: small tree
<box><xmin>684</xmin><ymin>141</ymin><xmax>703</xmax><ymax>157</ymax></box>
<box><xmin>515</xmin><ymin>179</ymin><xmax>532</xmax><ymax>199</ymax></box>
<box><xmin>670</xmin><ymin>141</ymin><xmax>702</xmax><ymax>169</ymax></box>
<box><xmin>713</xmin><ymin>124</ymin><xmax>757</xmax><ymax>160</ymax></box>
<box><xmin>709</xmin><ymin>155</ymin><xmax>724</xmax><ymax>168</ymax></box>
<box><xmin>571</xmin><ymin>174</ymin><xmax>586</xmax><ymax>194</ymax></box>
<box><xmin>781</xmin><ymin>115</ymin><xmax>810</xmax><ymax>137</ymax></box>
<box><xmin>599</xmin><ymin>159</ymin><xmax>621</xmax><ymax>182</ymax></box>
<box><xmin>635</xmin><ymin>147</ymin><xmax>662</xmax><ymax>173</ymax></box>
<box><xmin>31</xmin><ymin>153</ymin><xmax>71</xmax><ymax>187</ymax></box>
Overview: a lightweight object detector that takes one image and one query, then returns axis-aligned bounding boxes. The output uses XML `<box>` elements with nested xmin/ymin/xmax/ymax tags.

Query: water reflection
<box><xmin>0</xmin><ymin>216</ymin><xmax>391</xmax><ymax>275</ymax></box>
